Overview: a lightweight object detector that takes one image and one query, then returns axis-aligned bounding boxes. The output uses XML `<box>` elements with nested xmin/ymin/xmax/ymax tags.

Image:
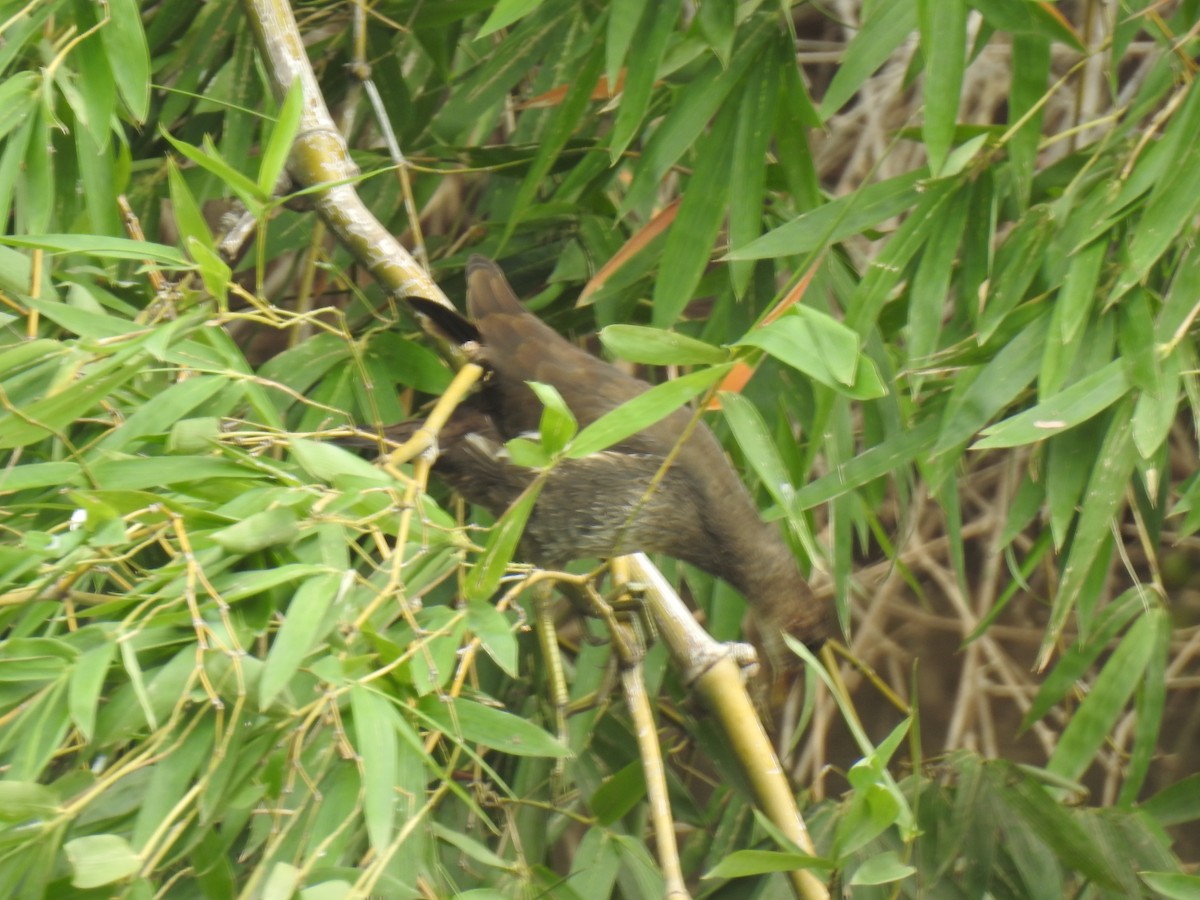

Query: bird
<box><xmin>355</xmin><ymin>256</ymin><xmax>828</xmax><ymax>672</ymax></box>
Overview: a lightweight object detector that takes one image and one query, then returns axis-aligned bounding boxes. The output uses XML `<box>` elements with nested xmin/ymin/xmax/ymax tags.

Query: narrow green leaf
<box><xmin>467</xmin><ymin>600</ymin><xmax>518</xmax><ymax>677</ymax></box>
<box><xmin>260</xmin><ymin>572</ymin><xmax>347</xmax><ymax>707</ymax></box>
<box><xmin>0</xmin><ymin>461</ymin><xmax>82</xmax><ymax>493</ymax></box>
<box><xmin>917</xmin><ymin>0</ymin><xmax>967</xmax><ymax>174</ymax></box>
<box><xmin>908</xmin><ymin>181</ymin><xmax>969</xmax><ymax>375</ymax></box>
<box><xmin>973</xmin><ymin>360</ymin><xmax>1130</xmax><ymax>450</ymax></box>
<box><xmin>1021</xmin><ymin>589</ymin><xmax>1143</xmax><ymax>730</ymax></box>
<box><xmin>705</xmin><ymin>849</ymin><xmax>830</xmax><ymax>878</ymax></box>
<box><xmin>589</xmin><ymin>762</ymin><xmax>645</xmax><ymax>825</ymax></box>
<box><xmin>978</xmin><ymin>205</ymin><xmax>1054</xmax><ymax>341</ymax></box>
<box><xmin>1047</xmin><ymin>611</ymin><xmax>1159</xmax><ymax>783</ymax></box>
<box><xmin>1041</xmin><ymin>408</ymin><xmax>1137</xmax><ymax>656</ymax></box>
<box><xmin>64</xmin><ymin>834</ymin><xmax>141</xmax><ymax>889</ymax></box>
<box><xmin>477</xmin><ymin>0</ymin><xmax>545</xmax><ymax>38</ymax></box>
<box><xmin>622</xmin><ymin>45</ymin><xmax>760</xmax><ymax>216</ymax></box>
<box><xmin>89</xmin><ymin>456</ymin><xmax>257</xmax><ymax>490</ymax></box>
<box><xmin>605</xmin><ymin>0</ymin><xmax>645</xmax><ymax>89</ymax></box>
<box><xmin>99</xmin><ymin>0</ymin><xmax>150</xmax><ymax>120</ymax></box>
<box><xmin>696</xmin><ymin>0</ymin><xmax>734</xmax><ymax>65</ymax></box>
<box><xmin>652</xmin><ymin>99</ymin><xmax>738</xmax><ymax>327</ymax></box>
<box><xmin>1117</xmin><ymin>608</ymin><xmax>1170</xmax><ymax>805</ymax></box>
<box><xmin>933</xmin><ymin>313</ymin><xmax>1048</xmax><ymax>456</ymax></box>
<box><xmin>211</xmin><ymin>507</ymin><xmax>300</xmax><ymax>554</ymax></box>
<box><xmin>1139</xmin><ymin>872</ymin><xmax>1200</xmax><ymax>900</ymax></box>
<box><xmin>728</xmin><ymin>169</ymin><xmax>925</xmax><ymax>260</ymax></box>
<box><xmin>68</xmin><ymin>641</ymin><xmax>116</xmax><ymax>742</ymax></box>
<box><xmin>501</xmin><ymin>43</ymin><xmax>604</xmax><ymax>246</ymax></box>
<box><xmin>995</xmin><ymin>762</ymin><xmax>1123</xmax><ymax>890</ymax></box>
<box><xmin>416</xmin><ymin>695</ymin><xmax>569</xmax><ymax>757</ymax></box>
<box><xmin>794</xmin><ymin>417</ymin><xmax>939</xmax><ymax>509</ymax></box>
<box><xmin>608</xmin><ymin>0</ymin><xmax>683</xmax><ymax>162</ymax></box>
<box><xmin>466</xmin><ymin>482</ymin><xmax>542</xmax><ymax>602</ymax></box>
<box><xmin>527</xmin><ymin>382</ymin><xmax>577</xmax><ymax>457</ymax></box>
<box><xmin>728</xmin><ymin>55</ymin><xmax>779</xmax><ymax>295</ymax></box>
<box><xmin>567</xmin><ymin>364</ymin><xmax>731</xmax><ymax>458</ymax></box>
<box><xmin>599</xmin><ymin>324</ymin><xmax>729</xmax><ymax>366</ymax></box>
<box><xmin>351</xmin><ymin>686</ymin><xmax>398</xmax><ymax>852</ymax></box>
<box><xmin>95</xmin><ymin>375</ymin><xmax>226</xmax><ymax>453</ymax></box>
<box><xmin>820</xmin><ymin>0</ymin><xmax>918</xmax><ymax>117</ymax></box>
<box><xmin>161</xmin><ymin>131</ymin><xmax>265</xmax><ymax>211</ymax></box>
<box><xmin>849</xmin><ymin>851</ymin><xmax>917</xmax><ymax>886</ymax></box>
<box><xmin>167</xmin><ymin>158</ymin><xmax>215</xmax><ymax>257</ymax></box>
<box><xmin>0</xmin><ymin>233</ymin><xmax>187</xmax><ymax>264</ymax></box>
<box><xmin>0</xmin><ymin>780</ymin><xmax>60</xmax><ymax>822</ymax></box>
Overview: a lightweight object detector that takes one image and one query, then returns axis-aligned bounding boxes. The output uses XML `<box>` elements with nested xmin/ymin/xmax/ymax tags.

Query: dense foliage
<box><xmin>0</xmin><ymin>0</ymin><xmax>1198</xmax><ymax>896</ymax></box>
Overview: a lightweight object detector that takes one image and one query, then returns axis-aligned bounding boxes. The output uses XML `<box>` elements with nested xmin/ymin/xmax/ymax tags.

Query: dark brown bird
<box><xmin>368</xmin><ymin>256</ymin><xmax>828</xmax><ymax>668</ymax></box>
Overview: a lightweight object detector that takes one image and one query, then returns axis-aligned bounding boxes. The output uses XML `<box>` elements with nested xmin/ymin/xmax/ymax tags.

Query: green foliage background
<box><xmin>0</xmin><ymin>0</ymin><xmax>1198</xmax><ymax>896</ymax></box>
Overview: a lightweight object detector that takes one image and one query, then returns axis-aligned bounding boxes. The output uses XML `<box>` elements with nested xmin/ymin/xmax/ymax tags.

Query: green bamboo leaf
<box><xmin>0</xmin><ymin>461</ymin><xmax>82</xmax><ymax>494</ymax></box>
<box><xmin>1057</xmin><ymin>239</ymin><xmax>1106</xmax><ymax>345</ymax></box>
<box><xmin>1041</xmin><ymin>408</ymin><xmax>1137</xmax><ymax>660</ymax></box>
<box><xmin>0</xmin><ymin>781</ymin><xmax>60</xmax><ymax>822</ymax></box>
<box><xmin>728</xmin><ymin>54</ymin><xmax>779</xmax><ymax>296</ymax></box>
<box><xmin>973</xmin><ymin>360</ymin><xmax>1129</xmax><ymax>450</ymax></box>
<box><xmin>1117</xmin><ymin>608</ymin><xmax>1170</xmax><ymax>805</ymax></box>
<box><xmin>933</xmin><ymin>313</ymin><xmax>1048</xmax><ymax>456</ymax></box>
<box><xmin>977</xmin><ymin>205</ymin><xmax>1054</xmax><ymax>341</ymax></box>
<box><xmin>501</xmin><ymin>42</ymin><xmax>603</xmax><ymax>246</ymax></box>
<box><xmin>622</xmin><ymin>45</ymin><xmax>761</xmax><ymax>216</ymax></box>
<box><xmin>598</xmin><ymin>324</ymin><xmax>728</xmax><ymax>366</ymax></box>
<box><xmin>167</xmin><ymin>158</ymin><xmax>215</xmax><ymax>257</ymax></box>
<box><xmin>89</xmin><ymin>457</ymin><xmax>257</xmax><ymax>490</ymax></box>
<box><xmin>466</xmin><ymin>482</ymin><xmax>542</xmax><ymax>602</ymax></box>
<box><xmin>736</xmin><ymin>309</ymin><xmax>885</xmax><ymax>398</ymax></box>
<box><xmin>64</xmin><ymin>834</ymin><xmax>141</xmax><ymax>889</ymax></box>
<box><xmin>847</xmin><ymin>176</ymin><xmax>961</xmax><ymax>332</ymax></box>
<box><xmin>995</xmin><ymin>763</ymin><xmax>1123</xmax><ymax>890</ymax></box>
<box><xmin>605</xmin><ymin>0</ymin><xmax>646</xmax><ymax>89</ymax></box>
<box><xmin>0</xmin><ymin>355</ymin><xmax>144</xmax><ymax>450</ymax></box>
<box><xmin>706</xmin><ymin>849</ymin><xmax>829</xmax><ymax>878</ymax></box>
<box><xmin>260</xmin><ymin>572</ymin><xmax>347</xmax><ymax>708</ymax></box>
<box><xmin>849</xmin><ymin>851</ymin><xmax>917</xmax><ymax>886</ymax></box>
<box><xmin>528</xmin><ymin>381</ymin><xmax>577</xmax><ymax>457</ymax></box>
<box><xmin>567</xmin><ymin>364</ymin><xmax>731</xmax><ymax>458</ymax></box>
<box><xmin>794</xmin><ymin>417</ymin><xmax>939</xmax><ymax>509</ymax></box>
<box><xmin>477</xmin><ymin>0</ymin><xmax>545</xmax><ymax>38</ymax></box>
<box><xmin>416</xmin><ymin>695</ymin><xmax>569</xmax><ymax>758</ymax></box>
<box><xmin>351</xmin><ymin>685</ymin><xmax>398</xmax><ymax>852</ymax></box>
<box><xmin>917</xmin><ymin>0</ymin><xmax>967</xmax><ymax>174</ymax></box>
<box><xmin>1008</xmin><ymin>33</ymin><xmax>1050</xmax><ymax>205</ymax></box>
<box><xmin>467</xmin><ymin>599</ymin><xmax>518</xmax><ymax>677</ymax></box>
<box><xmin>1143</xmin><ymin>774</ymin><xmax>1200</xmax><ymax>827</ymax></box>
<box><xmin>1047</xmin><ymin>610</ymin><xmax>1163</xmax><ymax>783</ymax></box>
<box><xmin>211</xmin><ymin>507</ymin><xmax>300</xmax><ymax>554</ymax></box>
<box><xmin>696</xmin><ymin>0</ymin><xmax>734</xmax><ymax>65</ymax></box>
<box><xmin>67</xmin><ymin>642</ymin><xmax>116</xmax><ymax>742</ymax></box>
<box><xmin>0</xmin><ymin>233</ymin><xmax>187</xmax><ymax>265</ymax></box>
<box><xmin>94</xmin><ymin>375</ymin><xmax>226</xmax><ymax>453</ymax></box>
<box><xmin>652</xmin><ymin>99</ymin><xmax>737</xmax><ymax>327</ymax></box>
<box><xmin>820</xmin><ymin>0</ymin><xmax>918</xmax><ymax>117</ymax></box>
<box><xmin>1139</xmin><ymin>872</ymin><xmax>1200</xmax><ymax>900</ymax></box>
<box><xmin>0</xmin><ymin>71</ymin><xmax>37</xmax><ymax>142</ymax></box>
<box><xmin>728</xmin><ymin>170</ymin><xmax>925</xmax><ymax>260</ymax></box>
<box><xmin>908</xmin><ymin>178</ymin><xmax>969</xmax><ymax>376</ymax></box>
<box><xmin>608</xmin><ymin>0</ymin><xmax>683</xmax><ymax>163</ymax></box>
<box><xmin>1113</xmin><ymin>82</ymin><xmax>1200</xmax><ymax>298</ymax></box>
<box><xmin>99</xmin><ymin>0</ymin><xmax>150</xmax><ymax>120</ymax></box>
<box><xmin>1021</xmin><ymin>589</ymin><xmax>1143</xmax><ymax>730</ymax></box>
<box><xmin>161</xmin><ymin>131</ymin><xmax>265</xmax><ymax>212</ymax></box>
